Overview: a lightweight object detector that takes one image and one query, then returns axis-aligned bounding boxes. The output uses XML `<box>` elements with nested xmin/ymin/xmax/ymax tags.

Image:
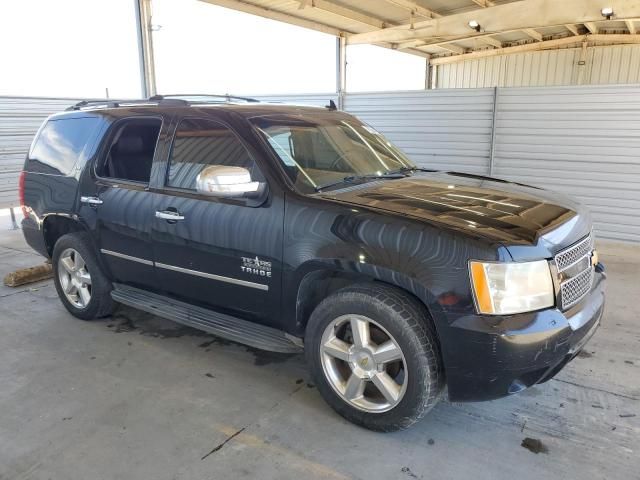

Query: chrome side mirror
<box><xmin>195</xmin><ymin>165</ymin><xmax>262</xmax><ymax>198</ymax></box>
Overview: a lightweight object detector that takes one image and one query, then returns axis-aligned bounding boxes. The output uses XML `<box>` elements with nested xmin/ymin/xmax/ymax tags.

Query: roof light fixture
<box><xmin>601</xmin><ymin>7</ymin><xmax>614</xmax><ymax>19</ymax></box>
<box><xmin>468</xmin><ymin>20</ymin><xmax>481</xmax><ymax>32</ymax></box>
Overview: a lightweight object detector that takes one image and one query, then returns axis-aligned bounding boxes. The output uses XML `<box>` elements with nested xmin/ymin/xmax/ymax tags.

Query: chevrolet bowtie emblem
<box><xmin>360</xmin><ymin>358</ymin><xmax>369</xmax><ymax>367</ymax></box>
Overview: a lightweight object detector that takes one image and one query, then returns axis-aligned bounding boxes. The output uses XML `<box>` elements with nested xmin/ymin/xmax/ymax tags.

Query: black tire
<box><xmin>52</xmin><ymin>232</ymin><xmax>115</xmax><ymax>320</ymax></box>
<box><xmin>305</xmin><ymin>283</ymin><xmax>443</xmax><ymax>432</ymax></box>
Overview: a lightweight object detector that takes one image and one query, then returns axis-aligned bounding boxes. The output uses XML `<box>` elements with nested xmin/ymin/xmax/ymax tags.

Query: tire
<box><xmin>305</xmin><ymin>283</ymin><xmax>443</xmax><ymax>432</ymax></box>
<box><xmin>52</xmin><ymin>232</ymin><xmax>115</xmax><ymax>320</ymax></box>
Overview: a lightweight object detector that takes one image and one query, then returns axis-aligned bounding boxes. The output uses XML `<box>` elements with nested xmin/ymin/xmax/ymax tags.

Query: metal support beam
<box><xmin>430</xmin><ymin>58</ymin><xmax>438</xmax><ymax>89</ymax></box>
<box><xmin>424</xmin><ymin>58</ymin><xmax>430</xmax><ymax>89</ymax></box>
<box><xmin>347</xmin><ymin>0</ymin><xmax>640</xmax><ymax>45</ymax></box>
<box><xmin>134</xmin><ymin>0</ymin><xmax>157</xmax><ymax>97</ymax></box>
<box><xmin>626</xmin><ymin>20</ymin><xmax>637</xmax><ymax>34</ymax></box>
<box><xmin>430</xmin><ymin>34</ymin><xmax>640</xmax><ymax>65</ymax></box>
<box><xmin>479</xmin><ymin>36</ymin><xmax>503</xmax><ymax>48</ymax></box>
<box><xmin>471</xmin><ymin>0</ymin><xmax>495</xmax><ymax>6</ymax></box>
<box><xmin>298</xmin><ymin>0</ymin><xmax>387</xmax><ymax>29</ymax></box>
<box><xmin>584</xmin><ymin>22</ymin><xmax>598</xmax><ymax>34</ymax></box>
<box><xmin>522</xmin><ymin>28</ymin><xmax>543</xmax><ymax>41</ymax></box>
<box><xmin>382</xmin><ymin>0</ymin><xmax>440</xmax><ymax>19</ymax></box>
<box><xmin>436</xmin><ymin>43</ymin><xmax>465</xmax><ymax>55</ymax></box>
<box><xmin>336</xmin><ymin>35</ymin><xmax>347</xmax><ymax>109</ymax></box>
<box><xmin>200</xmin><ymin>0</ymin><xmax>341</xmax><ymax>36</ymax></box>
<box><xmin>565</xmin><ymin>24</ymin><xmax>580</xmax><ymax>35</ymax></box>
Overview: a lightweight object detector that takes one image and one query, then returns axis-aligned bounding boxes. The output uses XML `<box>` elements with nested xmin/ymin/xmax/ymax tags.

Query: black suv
<box><xmin>20</xmin><ymin>95</ymin><xmax>605</xmax><ymax>431</ymax></box>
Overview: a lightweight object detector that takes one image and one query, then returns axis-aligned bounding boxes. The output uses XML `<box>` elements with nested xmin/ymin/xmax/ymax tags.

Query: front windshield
<box><xmin>250</xmin><ymin>113</ymin><xmax>415</xmax><ymax>192</ymax></box>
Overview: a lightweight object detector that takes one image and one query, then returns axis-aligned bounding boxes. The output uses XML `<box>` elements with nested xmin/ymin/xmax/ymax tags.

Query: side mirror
<box><xmin>196</xmin><ymin>165</ymin><xmax>262</xmax><ymax>198</ymax></box>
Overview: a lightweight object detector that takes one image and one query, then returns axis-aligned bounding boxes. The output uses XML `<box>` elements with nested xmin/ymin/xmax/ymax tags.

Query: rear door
<box><xmin>149</xmin><ymin>116</ymin><xmax>284</xmax><ymax>326</ymax></box>
<box><xmin>80</xmin><ymin>114</ymin><xmax>171</xmax><ymax>290</ymax></box>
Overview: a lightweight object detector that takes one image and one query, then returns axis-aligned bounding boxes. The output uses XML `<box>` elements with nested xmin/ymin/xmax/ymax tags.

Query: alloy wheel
<box><xmin>320</xmin><ymin>314</ymin><xmax>407</xmax><ymax>413</ymax></box>
<box><xmin>58</xmin><ymin>248</ymin><xmax>92</xmax><ymax>309</ymax></box>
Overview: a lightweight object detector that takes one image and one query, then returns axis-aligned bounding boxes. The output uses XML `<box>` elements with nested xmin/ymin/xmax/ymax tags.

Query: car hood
<box><xmin>317</xmin><ymin>171</ymin><xmax>592</xmax><ymax>257</ymax></box>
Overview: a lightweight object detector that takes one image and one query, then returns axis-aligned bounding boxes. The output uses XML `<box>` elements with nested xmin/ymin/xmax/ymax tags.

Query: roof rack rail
<box><xmin>66</xmin><ymin>97</ymin><xmax>190</xmax><ymax>111</ymax></box>
<box><xmin>150</xmin><ymin>94</ymin><xmax>260</xmax><ymax>104</ymax></box>
<box><xmin>65</xmin><ymin>100</ymin><xmax>120</xmax><ymax>111</ymax></box>
<box><xmin>65</xmin><ymin>94</ymin><xmax>259</xmax><ymax>112</ymax></box>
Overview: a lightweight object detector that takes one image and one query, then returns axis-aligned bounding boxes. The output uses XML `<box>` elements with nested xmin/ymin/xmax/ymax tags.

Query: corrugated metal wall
<box><xmin>252</xmin><ymin>93</ymin><xmax>338</xmax><ymax>106</ymax></box>
<box><xmin>492</xmin><ymin>85</ymin><xmax>640</xmax><ymax>243</ymax></box>
<box><xmin>1</xmin><ymin>87</ymin><xmax>639</xmax><ymax>242</ymax></box>
<box><xmin>436</xmin><ymin>44</ymin><xmax>640</xmax><ymax>89</ymax></box>
<box><xmin>0</xmin><ymin>96</ymin><xmax>81</xmax><ymax>209</ymax></box>
<box><xmin>343</xmin><ymin>90</ymin><xmax>495</xmax><ymax>175</ymax></box>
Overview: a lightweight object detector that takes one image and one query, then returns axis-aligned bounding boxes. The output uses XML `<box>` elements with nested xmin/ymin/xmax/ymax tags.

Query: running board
<box><xmin>111</xmin><ymin>284</ymin><xmax>303</xmax><ymax>354</ymax></box>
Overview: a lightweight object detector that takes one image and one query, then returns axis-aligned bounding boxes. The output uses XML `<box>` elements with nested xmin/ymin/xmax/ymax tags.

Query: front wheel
<box><xmin>305</xmin><ymin>283</ymin><xmax>443</xmax><ymax>432</ymax></box>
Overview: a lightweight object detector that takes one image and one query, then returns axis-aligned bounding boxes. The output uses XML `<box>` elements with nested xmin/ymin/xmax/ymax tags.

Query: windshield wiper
<box><xmin>386</xmin><ymin>166</ymin><xmax>417</xmax><ymax>175</ymax></box>
<box><xmin>315</xmin><ymin>172</ymin><xmax>407</xmax><ymax>192</ymax></box>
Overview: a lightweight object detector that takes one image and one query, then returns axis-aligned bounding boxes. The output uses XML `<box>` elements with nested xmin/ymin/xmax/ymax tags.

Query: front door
<box><xmin>150</xmin><ymin>117</ymin><xmax>284</xmax><ymax>326</ymax></box>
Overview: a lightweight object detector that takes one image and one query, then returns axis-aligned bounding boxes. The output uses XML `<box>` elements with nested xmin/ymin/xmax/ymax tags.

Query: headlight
<box><xmin>469</xmin><ymin>260</ymin><xmax>555</xmax><ymax>315</ymax></box>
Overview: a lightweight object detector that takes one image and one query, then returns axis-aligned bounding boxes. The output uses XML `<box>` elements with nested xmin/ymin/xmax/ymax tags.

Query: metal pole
<box><xmin>134</xmin><ymin>0</ymin><xmax>148</xmax><ymax>98</ymax></box>
<box><xmin>9</xmin><ymin>207</ymin><xmax>18</xmax><ymax>230</ymax></box>
<box><xmin>430</xmin><ymin>60</ymin><xmax>438</xmax><ymax>89</ymax></box>
<box><xmin>336</xmin><ymin>35</ymin><xmax>347</xmax><ymax>109</ymax></box>
<box><xmin>425</xmin><ymin>58</ymin><xmax>432</xmax><ymax>90</ymax></box>
<box><xmin>335</xmin><ymin>37</ymin><xmax>341</xmax><ymax>95</ymax></box>
<box><xmin>134</xmin><ymin>0</ymin><xmax>157</xmax><ymax>98</ymax></box>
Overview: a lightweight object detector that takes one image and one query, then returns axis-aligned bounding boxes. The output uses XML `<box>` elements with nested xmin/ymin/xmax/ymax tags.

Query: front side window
<box><xmin>167</xmin><ymin>118</ymin><xmax>259</xmax><ymax>191</ymax></box>
<box><xmin>28</xmin><ymin>117</ymin><xmax>102</xmax><ymax>175</ymax></box>
<box><xmin>251</xmin><ymin>113</ymin><xmax>414</xmax><ymax>192</ymax></box>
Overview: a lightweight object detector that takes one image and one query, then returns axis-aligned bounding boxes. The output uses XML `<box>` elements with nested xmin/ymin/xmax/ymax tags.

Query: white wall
<box><xmin>435</xmin><ymin>44</ymin><xmax>640</xmax><ymax>89</ymax></box>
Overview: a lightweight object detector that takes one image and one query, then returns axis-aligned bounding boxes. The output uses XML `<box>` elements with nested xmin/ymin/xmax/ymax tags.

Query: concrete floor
<box><xmin>0</xmin><ymin>227</ymin><xmax>638</xmax><ymax>480</ymax></box>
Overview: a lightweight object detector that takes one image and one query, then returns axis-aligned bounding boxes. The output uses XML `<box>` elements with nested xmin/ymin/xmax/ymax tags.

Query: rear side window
<box><xmin>96</xmin><ymin>118</ymin><xmax>161</xmax><ymax>184</ymax></box>
<box><xmin>166</xmin><ymin>118</ymin><xmax>260</xmax><ymax>191</ymax></box>
<box><xmin>27</xmin><ymin>117</ymin><xmax>101</xmax><ymax>175</ymax></box>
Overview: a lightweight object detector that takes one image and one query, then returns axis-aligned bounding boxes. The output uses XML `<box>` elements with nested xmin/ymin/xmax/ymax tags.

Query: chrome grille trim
<box><xmin>555</xmin><ymin>232</ymin><xmax>595</xmax><ymax>309</ymax></box>
<box><xmin>560</xmin><ymin>268</ymin><xmax>594</xmax><ymax>310</ymax></box>
<box><xmin>555</xmin><ymin>234</ymin><xmax>593</xmax><ymax>272</ymax></box>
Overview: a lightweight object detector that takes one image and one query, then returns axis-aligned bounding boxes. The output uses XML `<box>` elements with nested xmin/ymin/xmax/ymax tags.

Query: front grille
<box><xmin>555</xmin><ymin>234</ymin><xmax>593</xmax><ymax>271</ymax></box>
<box><xmin>555</xmin><ymin>233</ymin><xmax>595</xmax><ymax>310</ymax></box>
<box><xmin>560</xmin><ymin>267</ymin><xmax>594</xmax><ymax>309</ymax></box>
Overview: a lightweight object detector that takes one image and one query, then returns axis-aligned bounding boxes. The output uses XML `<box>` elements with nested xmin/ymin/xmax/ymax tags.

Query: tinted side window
<box><xmin>167</xmin><ymin>118</ymin><xmax>259</xmax><ymax>190</ymax></box>
<box><xmin>96</xmin><ymin>118</ymin><xmax>161</xmax><ymax>184</ymax></box>
<box><xmin>27</xmin><ymin>117</ymin><xmax>101</xmax><ymax>175</ymax></box>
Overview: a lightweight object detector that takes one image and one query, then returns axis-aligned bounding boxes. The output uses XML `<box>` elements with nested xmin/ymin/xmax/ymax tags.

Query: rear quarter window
<box><xmin>26</xmin><ymin>117</ymin><xmax>102</xmax><ymax>175</ymax></box>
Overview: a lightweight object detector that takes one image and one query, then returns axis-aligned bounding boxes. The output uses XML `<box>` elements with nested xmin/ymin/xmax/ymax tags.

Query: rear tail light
<box><xmin>18</xmin><ymin>171</ymin><xmax>28</xmax><ymax>218</ymax></box>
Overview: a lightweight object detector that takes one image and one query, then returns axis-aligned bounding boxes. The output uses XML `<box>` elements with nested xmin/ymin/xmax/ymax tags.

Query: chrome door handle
<box><xmin>155</xmin><ymin>210</ymin><xmax>185</xmax><ymax>221</ymax></box>
<box><xmin>80</xmin><ymin>196</ymin><xmax>103</xmax><ymax>206</ymax></box>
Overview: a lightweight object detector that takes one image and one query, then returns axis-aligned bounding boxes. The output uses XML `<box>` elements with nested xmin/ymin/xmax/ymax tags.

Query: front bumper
<box><xmin>442</xmin><ymin>268</ymin><xmax>605</xmax><ymax>402</ymax></box>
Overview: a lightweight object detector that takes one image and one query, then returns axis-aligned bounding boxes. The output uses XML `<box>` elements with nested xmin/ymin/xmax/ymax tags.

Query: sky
<box><xmin>0</xmin><ymin>0</ymin><xmax>427</xmax><ymax>98</ymax></box>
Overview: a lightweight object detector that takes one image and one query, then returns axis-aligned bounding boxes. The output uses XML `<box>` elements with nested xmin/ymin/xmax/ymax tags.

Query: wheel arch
<box><xmin>42</xmin><ymin>214</ymin><xmax>92</xmax><ymax>257</ymax></box>
<box><xmin>293</xmin><ymin>261</ymin><xmax>444</xmax><ymax>341</ymax></box>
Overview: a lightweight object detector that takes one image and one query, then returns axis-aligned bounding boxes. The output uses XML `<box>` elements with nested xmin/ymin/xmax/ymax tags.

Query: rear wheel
<box><xmin>52</xmin><ymin>233</ymin><xmax>115</xmax><ymax>320</ymax></box>
<box><xmin>305</xmin><ymin>283</ymin><xmax>443</xmax><ymax>432</ymax></box>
